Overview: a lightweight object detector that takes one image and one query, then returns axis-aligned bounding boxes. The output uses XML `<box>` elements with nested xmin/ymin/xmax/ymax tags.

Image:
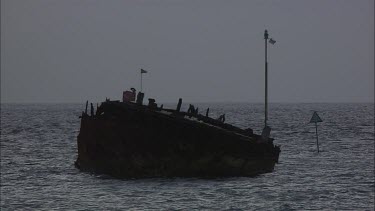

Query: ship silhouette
<box><xmin>75</xmin><ymin>94</ymin><xmax>281</xmax><ymax>178</ymax></box>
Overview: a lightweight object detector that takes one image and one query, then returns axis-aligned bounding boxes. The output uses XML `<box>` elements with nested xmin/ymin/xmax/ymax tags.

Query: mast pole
<box><xmin>141</xmin><ymin>70</ymin><xmax>143</xmax><ymax>92</ymax></box>
<box><xmin>264</xmin><ymin>30</ymin><xmax>269</xmax><ymax>127</ymax></box>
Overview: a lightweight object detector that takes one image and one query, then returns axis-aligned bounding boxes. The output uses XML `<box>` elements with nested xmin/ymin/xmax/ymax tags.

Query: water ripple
<box><xmin>1</xmin><ymin>103</ymin><xmax>374</xmax><ymax>210</ymax></box>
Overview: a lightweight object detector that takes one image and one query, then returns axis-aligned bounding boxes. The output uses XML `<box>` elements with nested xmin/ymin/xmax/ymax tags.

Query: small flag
<box><xmin>269</xmin><ymin>38</ymin><xmax>276</xmax><ymax>45</ymax></box>
<box><xmin>141</xmin><ymin>69</ymin><xmax>148</xmax><ymax>74</ymax></box>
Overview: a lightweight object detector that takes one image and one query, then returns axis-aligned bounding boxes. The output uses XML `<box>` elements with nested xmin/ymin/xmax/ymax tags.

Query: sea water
<box><xmin>1</xmin><ymin>103</ymin><xmax>374</xmax><ymax>210</ymax></box>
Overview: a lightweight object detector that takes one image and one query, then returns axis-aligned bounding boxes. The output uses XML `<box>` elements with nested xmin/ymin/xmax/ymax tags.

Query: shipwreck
<box><xmin>75</xmin><ymin>94</ymin><xmax>280</xmax><ymax>178</ymax></box>
<box><xmin>75</xmin><ymin>29</ymin><xmax>280</xmax><ymax>178</ymax></box>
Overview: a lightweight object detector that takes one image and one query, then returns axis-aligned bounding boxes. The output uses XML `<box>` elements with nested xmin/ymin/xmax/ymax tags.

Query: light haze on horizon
<box><xmin>1</xmin><ymin>0</ymin><xmax>374</xmax><ymax>104</ymax></box>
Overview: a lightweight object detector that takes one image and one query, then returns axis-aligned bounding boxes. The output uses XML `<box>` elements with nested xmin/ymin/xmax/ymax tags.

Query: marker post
<box><xmin>315</xmin><ymin>122</ymin><xmax>319</xmax><ymax>153</ymax></box>
<box><xmin>309</xmin><ymin>111</ymin><xmax>323</xmax><ymax>153</ymax></box>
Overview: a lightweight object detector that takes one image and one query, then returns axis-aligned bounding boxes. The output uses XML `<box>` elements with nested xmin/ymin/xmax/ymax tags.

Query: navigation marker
<box><xmin>309</xmin><ymin>111</ymin><xmax>323</xmax><ymax>153</ymax></box>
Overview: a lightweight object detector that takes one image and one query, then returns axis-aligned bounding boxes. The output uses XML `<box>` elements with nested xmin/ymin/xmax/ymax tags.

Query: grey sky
<box><xmin>1</xmin><ymin>0</ymin><xmax>374</xmax><ymax>103</ymax></box>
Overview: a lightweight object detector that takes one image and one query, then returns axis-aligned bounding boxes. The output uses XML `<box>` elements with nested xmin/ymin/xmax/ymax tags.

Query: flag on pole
<box><xmin>269</xmin><ymin>38</ymin><xmax>276</xmax><ymax>45</ymax></box>
<box><xmin>141</xmin><ymin>69</ymin><xmax>148</xmax><ymax>74</ymax></box>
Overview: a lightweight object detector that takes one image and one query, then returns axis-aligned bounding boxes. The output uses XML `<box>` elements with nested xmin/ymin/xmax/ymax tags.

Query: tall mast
<box><xmin>264</xmin><ymin>30</ymin><xmax>269</xmax><ymax>128</ymax></box>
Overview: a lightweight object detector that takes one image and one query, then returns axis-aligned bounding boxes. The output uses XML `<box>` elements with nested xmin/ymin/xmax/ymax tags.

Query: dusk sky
<box><xmin>1</xmin><ymin>0</ymin><xmax>374</xmax><ymax>103</ymax></box>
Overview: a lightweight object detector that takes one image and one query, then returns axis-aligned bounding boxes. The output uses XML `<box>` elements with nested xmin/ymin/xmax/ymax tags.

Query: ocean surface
<box><xmin>1</xmin><ymin>103</ymin><xmax>374</xmax><ymax>210</ymax></box>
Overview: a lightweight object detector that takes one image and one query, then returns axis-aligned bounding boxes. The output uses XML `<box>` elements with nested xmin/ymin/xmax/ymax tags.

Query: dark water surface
<box><xmin>1</xmin><ymin>103</ymin><xmax>374</xmax><ymax>210</ymax></box>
